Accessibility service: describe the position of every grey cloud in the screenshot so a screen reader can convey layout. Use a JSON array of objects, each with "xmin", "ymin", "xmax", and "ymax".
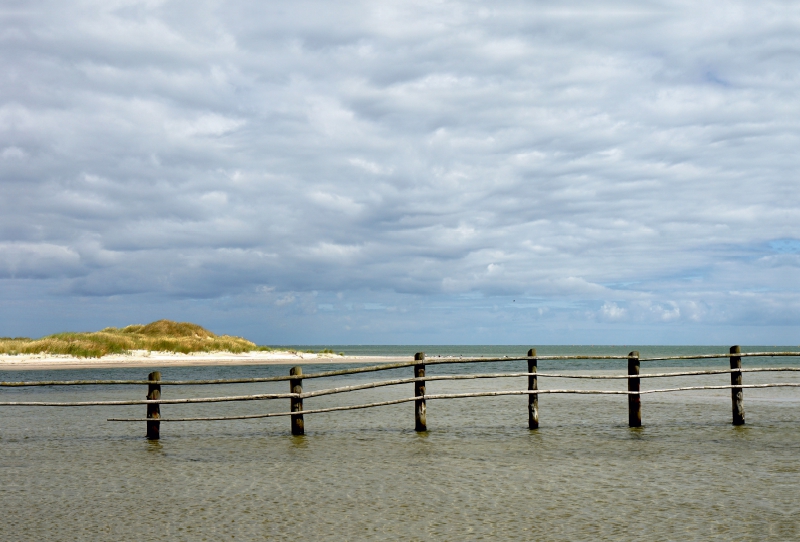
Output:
[
  {"xmin": 1, "ymin": 0, "xmax": 799, "ymax": 342},
  {"xmin": 0, "ymin": 243, "xmax": 84, "ymax": 279}
]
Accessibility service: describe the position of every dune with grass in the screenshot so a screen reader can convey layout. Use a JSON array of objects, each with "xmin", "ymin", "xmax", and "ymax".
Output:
[
  {"xmin": 0, "ymin": 319, "xmax": 264, "ymax": 358},
  {"xmin": 0, "ymin": 320, "xmax": 398, "ymax": 369}
]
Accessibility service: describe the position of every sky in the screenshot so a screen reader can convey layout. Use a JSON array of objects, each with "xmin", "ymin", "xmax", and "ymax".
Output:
[{"xmin": 1, "ymin": 0, "xmax": 799, "ymax": 345}]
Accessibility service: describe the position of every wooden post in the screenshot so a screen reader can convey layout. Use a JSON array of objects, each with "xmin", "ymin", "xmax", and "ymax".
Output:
[
  {"xmin": 414, "ymin": 352, "xmax": 426, "ymax": 431},
  {"xmin": 730, "ymin": 345, "xmax": 745, "ymax": 425},
  {"xmin": 290, "ymin": 366, "xmax": 304, "ymax": 435},
  {"xmin": 628, "ymin": 351, "xmax": 641, "ymax": 427},
  {"xmin": 527, "ymin": 348, "xmax": 538, "ymax": 429},
  {"xmin": 146, "ymin": 371, "xmax": 161, "ymax": 440}
]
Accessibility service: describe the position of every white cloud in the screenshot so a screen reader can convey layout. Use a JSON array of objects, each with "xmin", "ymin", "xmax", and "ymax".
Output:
[
  {"xmin": 165, "ymin": 114, "xmax": 245, "ymax": 138},
  {"xmin": 348, "ymin": 157, "xmax": 392, "ymax": 175},
  {"xmin": 600, "ymin": 302, "xmax": 627, "ymax": 321}
]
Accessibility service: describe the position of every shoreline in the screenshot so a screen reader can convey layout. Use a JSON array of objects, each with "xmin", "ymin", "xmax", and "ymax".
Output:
[{"xmin": 0, "ymin": 351, "xmax": 408, "ymax": 371}]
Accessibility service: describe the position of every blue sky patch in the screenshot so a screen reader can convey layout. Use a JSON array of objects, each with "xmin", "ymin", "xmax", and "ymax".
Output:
[{"xmin": 768, "ymin": 240, "xmax": 800, "ymax": 254}]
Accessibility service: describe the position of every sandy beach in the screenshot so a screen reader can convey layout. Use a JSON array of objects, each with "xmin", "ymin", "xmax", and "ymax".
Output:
[{"xmin": 0, "ymin": 350, "xmax": 408, "ymax": 370}]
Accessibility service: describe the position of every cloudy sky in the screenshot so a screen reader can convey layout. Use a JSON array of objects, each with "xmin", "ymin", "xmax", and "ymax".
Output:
[{"xmin": 2, "ymin": 0, "xmax": 799, "ymax": 345}]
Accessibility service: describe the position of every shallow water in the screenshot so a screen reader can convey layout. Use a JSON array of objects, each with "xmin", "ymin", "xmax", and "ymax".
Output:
[{"xmin": 2, "ymin": 347, "xmax": 799, "ymax": 540}]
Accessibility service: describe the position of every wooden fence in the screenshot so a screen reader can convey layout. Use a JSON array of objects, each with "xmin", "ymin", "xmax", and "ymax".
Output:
[{"xmin": 2, "ymin": 346, "xmax": 800, "ymax": 439}]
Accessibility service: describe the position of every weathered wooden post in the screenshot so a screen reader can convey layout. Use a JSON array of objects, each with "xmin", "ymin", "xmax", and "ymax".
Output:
[
  {"xmin": 527, "ymin": 348, "xmax": 538, "ymax": 429},
  {"xmin": 146, "ymin": 371, "xmax": 161, "ymax": 440},
  {"xmin": 730, "ymin": 345, "xmax": 745, "ymax": 425},
  {"xmin": 628, "ymin": 351, "xmax": 641, "ymax": 427},
  {"xmin": 414, "ymin": 352, "xmax": 426, "ymax": 431},
  {"xmin": 290, "ymin": 366, "xmax": 304, "ymax": 435}
]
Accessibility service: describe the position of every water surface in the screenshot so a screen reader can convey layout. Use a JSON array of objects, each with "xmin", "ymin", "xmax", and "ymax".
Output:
[{"xmin": 1, "ymin": 346, "xmax": 799, "ymax": 540}]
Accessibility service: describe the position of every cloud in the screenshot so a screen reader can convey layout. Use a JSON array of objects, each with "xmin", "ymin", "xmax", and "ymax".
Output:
[
  {"xmin": 599, "ymin": 302, "xmax": 627, "ymax": 321},
  {"xmin": 164, "ymin": 113, "xmax": 245, "ymax": 139},
  {"xmin": 1, "ymin": 0, "xmax": 799, "ymax": 343},
  {"xmin": 0, "ymin": 243, "xmax": 84, "ymax": 279}
]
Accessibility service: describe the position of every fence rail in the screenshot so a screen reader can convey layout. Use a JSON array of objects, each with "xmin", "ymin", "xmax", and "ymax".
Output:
[
  {"xmin": 3, "ymin": 351, "xmax": 799, "ymax": 388},
  {"xmin": 2, "ymin": 346, "xmax": 799, "ymax": 438}
]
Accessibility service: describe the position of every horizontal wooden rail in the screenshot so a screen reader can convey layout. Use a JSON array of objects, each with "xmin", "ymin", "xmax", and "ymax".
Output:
[
  {"xmin": 643, "ymin": 352, "xmax": 800, "ymax": 361},
  {"xmin": 295, "ymin": 368, "xmax": 800, "ymax": 400},
  {"xmin": 107, "ymin": 383, "xmax": 800, "ymax": 422},
  {"xmin": 12, "ymin": 379, "xmax": 792, "ymax": 409},
  {"xmin": 521, "ymin": 367, "xmax": 800, "ymax": 379},
  {"xmin": 0, "ymin": 392, "xmax": 294, "ymax": 407},
  {"xmin": 0, "ymin": 378, "xmax": 289, "ymax": 387},
  {"xmin": 0, "ymin": 360, "xmax": 461, "ymax": 387},
  {"xmin": 6, "ymin": 367, "xmax": 800, "ymax": 406},
  {"xmin": 4, "ymin": 354, "xmax": 799, "ymax": 387},
  {"xmin": 1, "ymin": 357, "xmax": 540, "ymax": 387}
]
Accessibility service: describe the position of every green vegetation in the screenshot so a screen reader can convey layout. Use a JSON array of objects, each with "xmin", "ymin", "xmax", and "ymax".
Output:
[{"xmin": 0, "ymin": 320, "xmax": 260, "ymax": 358}]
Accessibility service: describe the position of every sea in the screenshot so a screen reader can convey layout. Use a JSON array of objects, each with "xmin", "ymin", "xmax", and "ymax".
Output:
[{"xmin": 1, "ymin": 345, "xmax": 799, "ymax": 540}]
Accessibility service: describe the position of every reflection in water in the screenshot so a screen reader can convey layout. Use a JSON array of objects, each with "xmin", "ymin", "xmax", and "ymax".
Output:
[
  {"xmin": 289, "ymin": 434, "xmax": 309, "ymax": 450},
  {"xmin": 626, "ymin": 426, "xmax": 646, "ymax": 440},
  {"xmin": 146, "ymin": 439, "xmax": 164, "ymax": 454},
  {"xmin": 1, "ymin": 354, "xmax": 799, "ymax": 540}
]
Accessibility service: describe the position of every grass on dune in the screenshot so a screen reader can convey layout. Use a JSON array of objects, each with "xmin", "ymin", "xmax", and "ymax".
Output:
[{"xmin": 0, "ymin": 319, "xmax": 271, "ymax": 358}]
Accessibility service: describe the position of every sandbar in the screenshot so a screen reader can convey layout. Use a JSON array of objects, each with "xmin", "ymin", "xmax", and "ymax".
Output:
[{"xmin": 0, "ymin": 350, "xmax": 408, "ymax": 371}]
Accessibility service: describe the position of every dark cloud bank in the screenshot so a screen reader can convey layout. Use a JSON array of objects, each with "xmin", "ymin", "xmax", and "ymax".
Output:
[{"xmin": 2, "ymin": 1, "xmax": 799, "ymax": 344}]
